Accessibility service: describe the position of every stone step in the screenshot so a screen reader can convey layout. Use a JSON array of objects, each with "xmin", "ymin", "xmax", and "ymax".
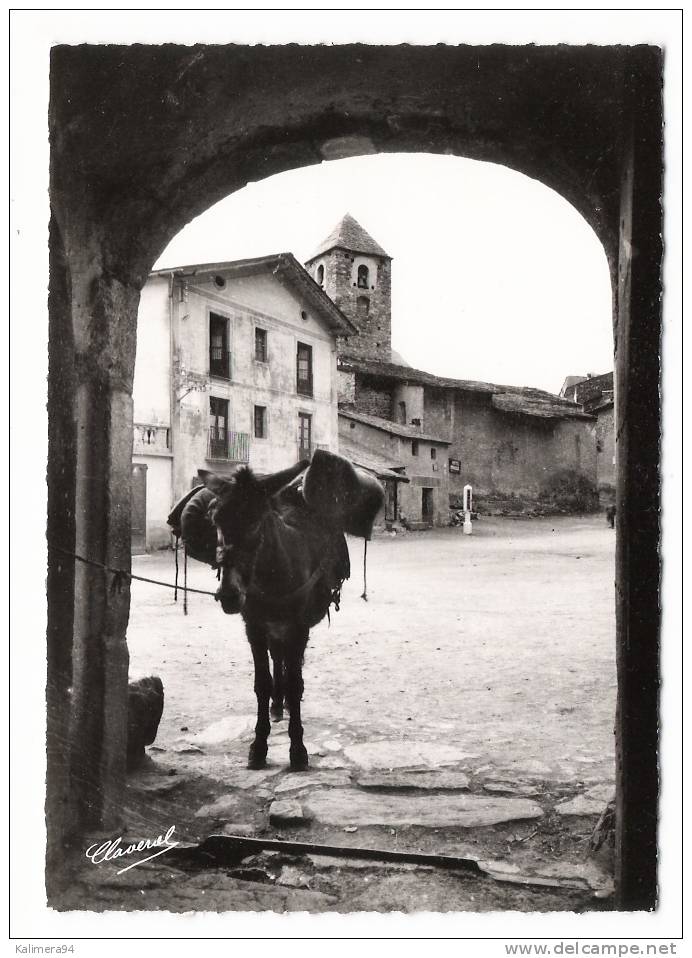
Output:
[{"xmin": 301, "ymin": 788, "xmax": 544, "ymax": 828}]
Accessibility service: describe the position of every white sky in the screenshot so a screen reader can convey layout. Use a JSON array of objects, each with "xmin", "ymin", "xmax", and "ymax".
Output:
[{"xmin": 154, "ymin": 153, "xmax": 613, "ymax": 396}]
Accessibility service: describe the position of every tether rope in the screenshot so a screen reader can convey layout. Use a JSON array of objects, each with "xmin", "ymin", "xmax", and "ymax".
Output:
[
  {"xmin": 50, "ymin": 543, "xmax": 353, "ymax": 608},
  {"xmin": 51, "ymin": 544, "xmax": 232, "ymax": 599}
]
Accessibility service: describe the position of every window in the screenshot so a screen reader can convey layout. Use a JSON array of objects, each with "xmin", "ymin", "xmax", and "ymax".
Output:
[
  {"xmin": 430, "ymin": 447, "xmax": 437, "ymax": 460},
  {"xmin": 411, "ymin": 440, "xmax": 419, "ymax": 456},
  {"xmin": 296, "ymin": 342, "xmax": 313, "ymax": 396},
  {"xmin": 357, "ymin": 264, "xmax": 370, "ymax": 289},
  {"xmin": 398, "ymin": 401, "xmax": 407, "ymax": 425},
  {"xmin": 254, "ymin": 405, "xmax": 266, "ymax": 439},
  {"xmin": 255, "ymin": 327, "xmax": 268, "ymax": 363},
  {"xmin": 357, "ymin": 295, "xmax": 370, "ymax": 318},
  {"xmin": 208, "ymin": 397, "xmax": 229, "ymax": 458},
  {"xmin": 316, "ymin": 264, "xmax": 324, "ymax": 285},
  {"xmin": 298, "ymin": 412, "xmax": 312, "ymax": 458},
  {"xmin": 209, "ymin": 313, "xmax": 231, "ymax": 378}
]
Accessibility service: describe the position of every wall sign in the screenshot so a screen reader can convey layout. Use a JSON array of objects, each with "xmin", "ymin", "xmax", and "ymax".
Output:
[{"xmin": 449, "ymin": 458, "xmax": 461, "ymax": 474}]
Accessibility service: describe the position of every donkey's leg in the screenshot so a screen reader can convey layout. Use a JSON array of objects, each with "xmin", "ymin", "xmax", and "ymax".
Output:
[
  {"xmin": 269, "ymin": 643, "xmax": 284, "ymax": 722},
  {"xmin": 285, "ymin": 629, "xmax": 310, "ymax": 771},
  {"xmin": 247, "ymin": 629, "xmax": 272, "ymax": 770}
]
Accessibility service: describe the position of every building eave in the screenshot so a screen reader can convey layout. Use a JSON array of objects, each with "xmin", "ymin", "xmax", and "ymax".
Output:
[
  {"xmin": 340, "ymin": 409, "xmax": 452, "ymax": 444},
  {"xmin": 340, "ymin": 356, "xmax": 590, "ymax": 422},
  {"xmin": 150, "ymin": 253, "xmax": 356, "ymax": 337}
]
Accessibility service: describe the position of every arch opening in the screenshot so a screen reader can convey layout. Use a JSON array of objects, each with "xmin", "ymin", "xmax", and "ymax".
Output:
[{"xmin": 46, "ymin": 43, "xmax": 663, "ymax": 910}]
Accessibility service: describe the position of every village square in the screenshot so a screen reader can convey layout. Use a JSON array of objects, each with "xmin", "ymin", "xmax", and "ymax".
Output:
[{"xmin": 60, "ymin": 212, "xmax": 619, "ymax": 914}]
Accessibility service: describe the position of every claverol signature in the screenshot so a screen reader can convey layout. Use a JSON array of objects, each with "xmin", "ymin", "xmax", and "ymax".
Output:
[{"xmin": 85, "ymin": 824, "xmax": 179, "ymax": 875}]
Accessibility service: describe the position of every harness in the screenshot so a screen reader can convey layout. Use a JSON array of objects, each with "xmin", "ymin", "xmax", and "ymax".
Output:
[{"xmin": 215, "ymin": 518, "xmax": 344, "ymax": 616}]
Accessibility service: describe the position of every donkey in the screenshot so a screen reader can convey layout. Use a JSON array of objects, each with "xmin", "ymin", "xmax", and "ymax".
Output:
[{"xmin": 173, "ymin": 451, "xmax": 383, "ymax": 772}]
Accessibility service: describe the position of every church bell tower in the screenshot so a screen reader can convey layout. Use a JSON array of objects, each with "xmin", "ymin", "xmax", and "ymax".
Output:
[{"xmin": 305, "ymin": 213, "xmax": 392, "ymax": 363}]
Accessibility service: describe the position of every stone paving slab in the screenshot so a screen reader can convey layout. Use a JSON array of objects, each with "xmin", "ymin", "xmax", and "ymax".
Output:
[
  {"xmin": 480, "ymin": 859, "xmax": 612, "ymax": 895},
  {"xmin": 269, "ymin": 799, "xmax": 309, "ymax": 826},
  {"xmin": 189, "ymin": 714, "xmax": 255, "ymax": 747},
  {"xmin": 274, "ymin": 771, "xmax": 352, "ymax": 795},
  {"xmin": 219, "ymin": 766, "xmax": 282, "ymax": 790},
  {"xmin": 482, "ymin": 781, "xmax": 540, "ymax": 797},
  {"xmin": 356, "ymin": 770, "xmax": 470, "ymax": 791},
  {"xmin": 266, "ymin": 741, "xmax": 324, "ymax": 765},
  {"xmin": 312, "ymin": 754, "xmax": 351, "ymax": 769},
  {"xmin": 555, "ymin": 784, "xmax": 614, "ymax": 816},
  {"xmin": 343, "ymin": 741, "xmax": 478, "ymax": 771},
  {"xmin": 301, "ymin": 788, "xmax": 544, "ymax": 828}
]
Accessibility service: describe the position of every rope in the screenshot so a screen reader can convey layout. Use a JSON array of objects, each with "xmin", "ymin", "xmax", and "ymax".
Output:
[
  {"xmin": 360, "ymin": 538, "xmax": 368, "ymax": 601},
  {"xmin": 51, "ymin": 545, "xmax": 232, "ymax": 599},
  {"xmin": 51, "ymin": 544, "xmax": 346, "ymax": 612}
]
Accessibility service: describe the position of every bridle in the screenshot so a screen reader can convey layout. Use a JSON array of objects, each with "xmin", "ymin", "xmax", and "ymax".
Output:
[{"xmin": 214, "ymin": 515, "xmax": 341, "ymax": 613}]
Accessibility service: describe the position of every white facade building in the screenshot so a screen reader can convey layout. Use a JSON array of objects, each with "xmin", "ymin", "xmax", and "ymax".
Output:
[{"xmin": 132, "ymin": 254, "xmax": 355, "ymax": 551}]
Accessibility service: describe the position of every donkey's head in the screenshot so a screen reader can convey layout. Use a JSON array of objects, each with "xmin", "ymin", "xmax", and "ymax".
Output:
[{"xmin": 206, "ymin": 460, "xmax": 309, "ymax": 550}]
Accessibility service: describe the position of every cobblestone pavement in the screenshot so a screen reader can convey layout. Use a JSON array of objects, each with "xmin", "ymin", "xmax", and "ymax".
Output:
[{"xmin": 63, "ymin": 516, "xmax": 617, "ymax": 914}]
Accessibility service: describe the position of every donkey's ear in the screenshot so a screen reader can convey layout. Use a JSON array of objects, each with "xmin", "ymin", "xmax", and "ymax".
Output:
[
  {"xmin": 258, "ymin": 460, "xmax": 309, "ymax": 498},
  {"xmin": 203, "ymin": 472, "xmax": 233, "ymax": 496}
]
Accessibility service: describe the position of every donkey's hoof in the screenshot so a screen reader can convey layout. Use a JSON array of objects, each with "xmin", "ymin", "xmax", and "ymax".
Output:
[
  {"xmin": 289, "ymin": 745, "xmax": 309, "ymax": 772},
  {"xmin": 247, "ymin": 743, "xmax": 267, "ymax": 769},
  {"xmin": 270, "ymin": 705, "xmax": 284, "ymax": 722}
]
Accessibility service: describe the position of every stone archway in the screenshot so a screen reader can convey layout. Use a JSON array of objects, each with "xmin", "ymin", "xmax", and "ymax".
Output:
[{"xmin": 47, "ymin": 43, "xmax": 662, "ymax": 909}]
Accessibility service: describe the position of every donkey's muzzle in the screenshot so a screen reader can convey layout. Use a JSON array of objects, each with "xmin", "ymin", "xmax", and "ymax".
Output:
[{"xmin": 215, "ymin": 581, "xmax": 243, "ymax": 615}]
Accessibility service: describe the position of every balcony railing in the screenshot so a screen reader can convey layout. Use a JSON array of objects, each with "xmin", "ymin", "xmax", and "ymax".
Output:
[
  {"xmin": 207, "ymin": 429, "xmax": 250, "ymax": 462},
  {"xmin": 209, "ymin": 348, "xmax": 232, "ymax": 379},
  {"xmin": 133, "ymin": 423, "xmax": 171, "ymax": 456}
]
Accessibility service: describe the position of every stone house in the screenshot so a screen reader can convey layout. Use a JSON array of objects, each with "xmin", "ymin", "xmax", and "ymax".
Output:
[
  {"xmin": 306, "ymin": 214, "xmax": 599, "ymax": 520},
  {"xmin": 132, "ymin": 253, "xmax": 355, "ymax": 550},
  {"xmin": 338, "ymin": 356, "xmax": 597, "ymax": 515},
  {"xmin": 339, "ymin": 409, "xmax": 450, "ymax": 527},
  {"xmin": 562, "ymin": 372, "xmax": 616, "ymax": 503}
]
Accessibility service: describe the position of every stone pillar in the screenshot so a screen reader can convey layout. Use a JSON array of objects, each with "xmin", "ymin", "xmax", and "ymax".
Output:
[
  {"xmin": 46, "ymin": 219, "xmax": 140, "ymax": 893},
  {"xmin": 614, "ymin": 47, "xmax": 662, "ymax": 911},
  {"xmin": 46, "ymin": 216, "xmax": 76, "ymax": 893}
]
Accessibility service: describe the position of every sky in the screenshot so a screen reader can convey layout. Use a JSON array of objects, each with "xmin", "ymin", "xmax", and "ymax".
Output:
[{"xmin": 154, "ymin": 153, "xmax": 614, "ymax": 396}]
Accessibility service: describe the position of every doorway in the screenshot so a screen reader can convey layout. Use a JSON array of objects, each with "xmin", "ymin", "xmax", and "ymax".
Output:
[
  {"xmin": 384, "ymin": 479, "xmax": 398, "ymax": 523},
  {"xmin": 422, "ymin": 487, "xmax": 434, "ymax": 525}
]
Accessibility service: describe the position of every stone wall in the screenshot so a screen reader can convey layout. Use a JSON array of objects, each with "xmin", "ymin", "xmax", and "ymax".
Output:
[
  {"xmin": 338, "ymin": 415, "xmax": 449, "ymax": 526},
  {"xmin": 392, "ymin": 382, "xmax": 426, "ymax": 426},
  {"xmin": 594, "ymin": 405, "xmax": 616, "ymax": 502},
  {"xmin": 346, "ymin": 375, "xmax": 598, "ymax": 514},
  {"xmin": 353, "ymin": 376, "xmax": 394, "ymax": 420},
  {"xmin": 309, "ymin": 249, "xmax": 392, "ymax": 362},
  {"xmin": 423, "ymin": 386, "xmax": 455, "ymax": 438},
  {"xmin": 445, "ymin": 391, "xmax": 597, "ymax": 512}
]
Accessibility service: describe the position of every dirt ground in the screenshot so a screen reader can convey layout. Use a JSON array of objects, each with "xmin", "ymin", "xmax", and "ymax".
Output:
[{"xmin": 61, "ymin": 515, "xmax": 617, "ymax": 915}]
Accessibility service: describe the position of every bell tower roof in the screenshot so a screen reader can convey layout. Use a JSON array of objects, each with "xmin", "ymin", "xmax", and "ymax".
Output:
[{"xmin": 307, "ymin": 213, "xmax": 391, "ymax": 261}]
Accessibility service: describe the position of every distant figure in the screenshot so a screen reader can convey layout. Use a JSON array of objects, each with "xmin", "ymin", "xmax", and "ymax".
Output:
[{"xmin": 606, "ymin": 505, "xmax": 616, "ymax": 529}]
